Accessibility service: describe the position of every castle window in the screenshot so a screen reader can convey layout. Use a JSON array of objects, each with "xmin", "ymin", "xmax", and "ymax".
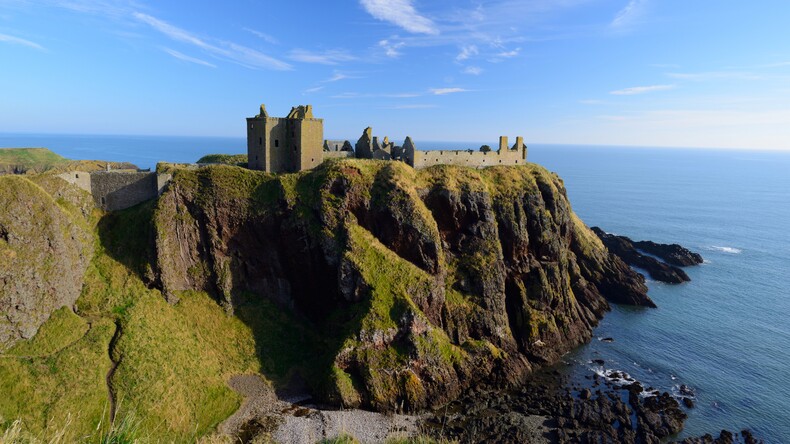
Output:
[
  {"xmin": 259, "ymin": 137, "xmax": 262, "ymax": 145},
  {"xmin": 256, "ymin": 155, "xmax": 258, "ymax": 161},
  {"xmin": 275, "ymin": 140, "xmax": 279, "ymax": 147},
  {"xmin": 101, "ymin": 197, "xmax": 106, "ymax": 205},
  {"xmin": 75, "ymin": 174, "xmax": 79, "ymax": 179},
  {"xmin": 250, "ymin": 124, "xmax": 253, "ymax": 129}
]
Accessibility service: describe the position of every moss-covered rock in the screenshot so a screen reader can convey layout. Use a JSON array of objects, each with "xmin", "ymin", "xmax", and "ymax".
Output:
[{"xmin": 0, "ymin": 176, "xmax": 93, "ymax": 350}]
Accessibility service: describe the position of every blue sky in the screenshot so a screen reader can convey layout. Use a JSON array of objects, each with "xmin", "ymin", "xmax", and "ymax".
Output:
[{"xmin": 1, "ymin": 0, "xmax": 790, "ymax": 149}]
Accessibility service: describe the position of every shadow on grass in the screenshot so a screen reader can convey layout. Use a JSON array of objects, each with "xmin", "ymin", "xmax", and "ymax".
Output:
[{"xmin": 96, "ymin": 199, "xmax": 158, "ymax": 286}]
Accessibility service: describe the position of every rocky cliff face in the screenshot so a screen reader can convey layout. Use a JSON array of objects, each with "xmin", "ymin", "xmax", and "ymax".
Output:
[
  {"xmin": 152, "ymin": 160, "xmax": 653, "ymax": 412},
  {"xmin": 0, "ymin": 176, "xmax": 93, "ymax": 350}
]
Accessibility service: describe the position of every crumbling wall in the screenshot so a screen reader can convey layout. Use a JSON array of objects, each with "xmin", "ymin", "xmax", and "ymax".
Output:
[{"xmin": 410, "ymin": 146, "xmax": 526, "ymax": 169}]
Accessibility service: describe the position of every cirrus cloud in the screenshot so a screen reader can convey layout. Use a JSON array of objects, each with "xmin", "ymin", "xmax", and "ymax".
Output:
[{"xmin": 360, "ymin": 0, "xmax": 438, "ymax": 35}]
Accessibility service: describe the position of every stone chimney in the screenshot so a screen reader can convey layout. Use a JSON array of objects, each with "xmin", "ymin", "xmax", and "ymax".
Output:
[{"xmin": 499, "ymin": 136, "xmax": 508, "ymax": 152}]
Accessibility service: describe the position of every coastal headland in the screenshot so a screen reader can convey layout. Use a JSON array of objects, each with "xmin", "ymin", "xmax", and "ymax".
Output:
[{"xmin": 0, "ymin": 147, "xmax": 757, "ymax": 443}]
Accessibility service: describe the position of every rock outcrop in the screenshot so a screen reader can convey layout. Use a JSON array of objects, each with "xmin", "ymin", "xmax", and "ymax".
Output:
[
  {"xmin": 152, "ymin": 160, "xmax": 654, "ymax": 412},
  {"xmin": 592, "ymin": 227, "xmax": 694, "ymax": 284},
  {"xmin": 0, "ymin": 176, "xmax": 93, "ymax": 350},
  {"xmin": 633, "ymin": 239, "xmax": 704, "ymax": 267}
]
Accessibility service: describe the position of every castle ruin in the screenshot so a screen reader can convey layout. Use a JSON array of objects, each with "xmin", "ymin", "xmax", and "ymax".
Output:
[{"xmin": 246, "ymin": 104, "xmax": 527, "ymax": 173}]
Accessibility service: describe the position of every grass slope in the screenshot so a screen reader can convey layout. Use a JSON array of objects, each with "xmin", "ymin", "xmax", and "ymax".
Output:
[
  {"xmin": 196, "ymin": 154, "xmax": 247, "ymax": 166},
  {"xmin": 0, "ymin": 148, "xmax": 68, "ymax": 174}
]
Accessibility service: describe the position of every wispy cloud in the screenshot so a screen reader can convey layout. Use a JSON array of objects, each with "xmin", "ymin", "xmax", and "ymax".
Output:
[
  {"xmin": 378, "ymin": 39, "xmax": 405, "ymax": 58},
  {"xmin": 610, "ymin": 84, "xmax": 674, "ymax": 95},
  {"xmin": 243, "ymin": 27, "xmax": 278, "ymax": 45},
  {"xmin": 288, "ymin": 49, "xmax": 356, "ymax": 65},
  {"xmin": 430, "ymin": 87, "xmax": 469, "ymax": 95},
  {"xmin": 0, "ymin": 32, "xmax": 45, "ymax": 50},
  {"xmin": 456, "ymin": 45, "xmax": 478, "ymax": 61},
  {"xmin": 161, "ymin": 47, "xmax": 215, "ymax": 67},
  {"xmin": 611, "ymin": 0, "xmax": 648, "ymax": 30},
  {"xmin": 463, "ymin": 66, "xmax": 483, "ymax": 75},
  {"xmin": 359, "ymin": 0, "xmax": 438, "ymax": 35},
  {"xmin": 303, "ymin": 86, "xmax": 324, "ymax": 94},
  {"xmin": 322, "ymin": 72, "xmax": 357, "ymax": 83},
  {"xmin": 132, "ymin": 12, "xmax": 291, "ymax": 70},
  {"xmin": 580, "ymin": 99, "xmax": 607, "ymax": 105},
  {"xmin": 496, "ymin": 48, "xmax": 520, "ymax": 58}
]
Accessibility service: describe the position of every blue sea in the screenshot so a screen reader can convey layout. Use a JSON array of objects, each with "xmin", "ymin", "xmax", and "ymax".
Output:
[{"xmin": 2, "ymin": 134, "xmax": 789, "ymax": 442}]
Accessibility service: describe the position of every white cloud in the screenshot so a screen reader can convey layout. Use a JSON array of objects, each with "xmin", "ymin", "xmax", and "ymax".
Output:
[
  {"xmin": 0, "ymin": 32, "xmax": 45, "ymax": 50},
  {"xmin": 323, "ymin": 72, "xmax": 350, "ymax": 83},
  {"xmin": 610, "ymin": 84, "xmax": 675, "ymax": 95},
  {"xmin": 243, "ymin": 27, "xmax": 279, "ymax": 45},
  {"xmin": 133, "ymin": 12, "xmax": 291, "ymax": 70},
  {"xmin": 456, "ymin": 45, "xmax": 478, "ymax": 61},
  {"xmin": 360, "ymin": 0, "xmax": 438, "ymax": 35},
  {"xmin": 611, "ymin": 0, "xmax": 648, "ymax": 29},
  {"xmin": 303, "ymin": 86, "xmax": 324, "ymax": 94},
  {"xmin": 378, "ymin": 39, "xmax": 405, "ymax": 58},
  {"xmin": 463, "ymin": 66, "xmax": 483, "ymax": 75},
  {"xmin": 496, "ymin": 48, "xmax": 520, "ymax": 58},
  {"xmin": 430, "ymin": 87, "xmax": 469, "ymax": 95},
  {"xmin": 161, "ymin": 47, "xmax": 215, "ymax": 67},
  {"xmin": 288, "ymin": 49, "xmax": 356, "ymax": 65}
]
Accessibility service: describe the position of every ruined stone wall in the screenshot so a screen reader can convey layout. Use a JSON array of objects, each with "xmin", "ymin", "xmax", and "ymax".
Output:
[
  {"xmin": 295, "ymin": 118, "xmax": 324, "ymax": 171},
  {"xmin": 410, "ymin": 147, "xmax": 526, "ymax": 169},
  {"xmin": 90, "ymin": 171, "xmax": 158, "ymax": 211},
  {"xmin": 323, "ymin": 151, "xmax": 355, "ymax": 160},
  {"xmin": 56, "ymin": 171, "xmax": 92, "ymax": 193}
]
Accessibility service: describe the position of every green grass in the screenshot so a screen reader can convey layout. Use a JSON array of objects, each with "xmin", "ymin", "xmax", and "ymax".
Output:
[
  {"xmin": 112, "ymin": 290, "xmax": 260, "ymax": 441},
  {"xmin": 4, "ymin": 308, "xmax": 88, "ymax": 358},
  {"xmin": 0, "ymin": 148, "xmax": 68, "ymax": 174},
  {"xmin": 0, "ymin": 317, "xmax": 115, "ymax": 442},
  {"xmin": 196, "ymin": 154, "xmax": 248, "ymax": 166}
]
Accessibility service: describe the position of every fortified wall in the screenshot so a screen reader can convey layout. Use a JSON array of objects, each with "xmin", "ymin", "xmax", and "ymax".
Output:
[
  {"xmin": 405, "ymin": 136, "xmax": 526, "ymax": 169},
  {"xmin": 57, "ymin": 168, "xmax": 171, "ymax": 211},
  {"xmin": 247, "ymin": 103, "xmax": 529, "ymax": 173}
]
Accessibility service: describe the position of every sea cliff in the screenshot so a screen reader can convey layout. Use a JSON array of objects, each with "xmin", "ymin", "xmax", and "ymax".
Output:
[
  {"xmin": 0, "ymin": 158, "xmax": 656, "ymax": 441},
  {"xmin": 152, "ymin": 159, "xmax": 653, "ymax": 411}
]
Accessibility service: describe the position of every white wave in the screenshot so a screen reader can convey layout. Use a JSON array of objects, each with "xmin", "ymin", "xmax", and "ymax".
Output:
[{"xmin": 710, "ymin": 246, "xmax": 742, "ymax": 254}]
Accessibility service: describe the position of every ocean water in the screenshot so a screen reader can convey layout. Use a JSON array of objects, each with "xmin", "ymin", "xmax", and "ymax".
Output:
[
  {"xmin": 530, "ymin": 145, "xmax": 790, "ymax": 443},
  {"xmin": 2, "ymin": 134, "xmax": 789, "ymax": 441}
]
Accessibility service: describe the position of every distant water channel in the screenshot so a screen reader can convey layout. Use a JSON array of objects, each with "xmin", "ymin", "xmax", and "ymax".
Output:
[{"xmin": 3, "ymin": 133, "xmax": 789, "ymax": 442}]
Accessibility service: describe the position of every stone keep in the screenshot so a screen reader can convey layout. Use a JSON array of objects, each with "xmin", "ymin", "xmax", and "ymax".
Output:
[{"xmin": 247, "ymin": 104, "xmax": 324, "ymax": 173}]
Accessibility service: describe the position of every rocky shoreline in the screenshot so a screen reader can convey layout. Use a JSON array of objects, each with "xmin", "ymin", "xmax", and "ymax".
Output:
[{"xmin": 421, "ymin": 364, "xmax": 763, "ymax": 444}]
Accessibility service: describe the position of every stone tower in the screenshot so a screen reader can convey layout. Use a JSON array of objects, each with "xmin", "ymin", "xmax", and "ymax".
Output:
[{"xmin": 247, "ymin": 104, "xmax": 324, "ymax": 173}]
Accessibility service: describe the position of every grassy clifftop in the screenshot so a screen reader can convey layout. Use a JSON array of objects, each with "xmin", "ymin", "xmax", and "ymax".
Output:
[{"xmin": 0, "ymin": 148, "xmax": 68, "ymax": 174}]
